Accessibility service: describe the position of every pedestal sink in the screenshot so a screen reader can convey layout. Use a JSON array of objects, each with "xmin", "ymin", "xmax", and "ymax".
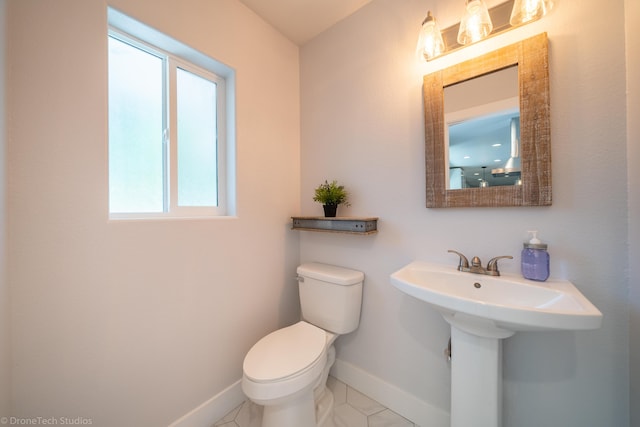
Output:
[{"xmin": 390, "ymin": 261, "xmax": 602, "ymax": 427}]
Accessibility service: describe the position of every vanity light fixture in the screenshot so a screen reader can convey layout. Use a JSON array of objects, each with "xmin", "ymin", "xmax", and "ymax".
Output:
[
  {"xmin": 418, "ymin": 0, "xmax": 551, "ymax": 61},
  {"xmin": 510, "ymin": 0, "xmax": 552, "ymax": 26},
  {"xmin": 417, "ymin": 11, "xmax": 445, "ymax": 60},
  {"xmin": 457, "ymin": 0, "xmax": 493, "ymax": 45}
]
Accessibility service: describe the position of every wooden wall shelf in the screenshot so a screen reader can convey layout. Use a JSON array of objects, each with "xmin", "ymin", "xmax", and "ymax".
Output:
[{"xmin": 291, "ymin": 216, "xmax": 378, "ymax": 235}]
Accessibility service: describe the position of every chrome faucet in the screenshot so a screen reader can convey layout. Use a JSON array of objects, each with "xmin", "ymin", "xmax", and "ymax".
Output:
[{"xmin": 448, "ymin": 250, "xmax": 512, "ymax": 276}]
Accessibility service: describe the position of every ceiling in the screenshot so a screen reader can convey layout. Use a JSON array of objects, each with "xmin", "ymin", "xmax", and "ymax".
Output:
[{"xmin": 238, "ymin": 0, "xmax": 373, "ymax": 45}]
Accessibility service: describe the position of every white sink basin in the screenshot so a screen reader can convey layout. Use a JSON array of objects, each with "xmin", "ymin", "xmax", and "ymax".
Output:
[
  {"xmin": 391, "ymin": 260, "xmax": 603, "ymax": 427},
  {"xmin": 391, "ymin": 261, "xmax": 602, "ymax": 333}
]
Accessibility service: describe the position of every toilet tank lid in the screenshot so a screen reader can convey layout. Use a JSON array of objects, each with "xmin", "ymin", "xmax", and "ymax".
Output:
[{"xmin": 297, "ymin": 262, "xmax": 364, "ymax": 286}]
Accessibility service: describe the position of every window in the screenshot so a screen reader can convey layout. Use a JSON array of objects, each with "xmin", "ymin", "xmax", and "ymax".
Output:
[{"xmin": 108, "ymin": 9, "xmax": 235, "ymax": 218}]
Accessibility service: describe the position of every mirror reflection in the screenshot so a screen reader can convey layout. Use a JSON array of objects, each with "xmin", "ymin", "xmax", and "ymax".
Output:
[{"xmin": 444, "ymin": 66, "xmax": 520, "ymax": 189}]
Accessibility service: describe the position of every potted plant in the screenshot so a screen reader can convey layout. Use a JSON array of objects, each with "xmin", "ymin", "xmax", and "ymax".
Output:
[{"xmin": 313, "ymin": 180, "xmax": 350, "ymax": 217}]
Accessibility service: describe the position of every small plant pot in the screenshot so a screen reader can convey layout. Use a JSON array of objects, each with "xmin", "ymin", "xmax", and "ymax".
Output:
[{"xmin": 323, "ymin": 205, "xmax": 338, "ymax": 217}]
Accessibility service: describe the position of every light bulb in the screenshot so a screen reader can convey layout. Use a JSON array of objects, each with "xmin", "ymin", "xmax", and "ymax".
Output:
[
  {"xmin": 457, "ymin": 0, "xmax": 493, "ymax": 45},
  {"xmin": 510, "ymin": 0, "xmax": 550, "ymax": 26},
  {"xmin": 417, "ymin": 11, "xmax": 445, "ymax": 60}
]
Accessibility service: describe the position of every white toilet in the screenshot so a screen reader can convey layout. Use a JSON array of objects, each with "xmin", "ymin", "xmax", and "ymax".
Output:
[{"xmin": 242, "ymin": 262, "xmax": 364, "ymax": 427}]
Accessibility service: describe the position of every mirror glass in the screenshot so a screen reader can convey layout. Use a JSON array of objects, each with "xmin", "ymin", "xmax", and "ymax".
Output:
[
  {"xmin": 423, "ymin": 33, "xmax": 551, "ymax": 208},
  {"xmin": 445, "ymin": 66, "xmax": 520, "ymax": 189}
]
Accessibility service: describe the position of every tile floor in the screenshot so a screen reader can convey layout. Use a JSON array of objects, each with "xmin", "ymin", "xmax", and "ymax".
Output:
[{"xmin": 213, "ymin": 376, "xmax": 420, "ymax": 427}]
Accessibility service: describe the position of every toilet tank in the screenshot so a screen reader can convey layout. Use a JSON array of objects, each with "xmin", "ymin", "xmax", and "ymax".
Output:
[{"xmin": 297, "ymin": 263, "xmax": 364, "ymax": 335}]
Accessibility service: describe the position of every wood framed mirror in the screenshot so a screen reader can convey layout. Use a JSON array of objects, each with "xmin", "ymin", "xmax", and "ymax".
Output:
[{"xmin": 424, "ymin": 33, "xmax": 551, "ymax": 208}]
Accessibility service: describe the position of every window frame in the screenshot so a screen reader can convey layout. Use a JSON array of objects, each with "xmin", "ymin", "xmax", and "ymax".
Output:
[
  {"xmin": 108, "ymin": 8, "xmax": 235, "ymax": 219},
  {"xmin": 169, "ymin": 57, "xmax": 227, "ymax": 217}
]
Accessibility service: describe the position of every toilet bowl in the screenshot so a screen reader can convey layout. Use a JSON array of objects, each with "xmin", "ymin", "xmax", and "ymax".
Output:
[
  {"xmin": 242, "ymin": 263, "xmax": 364, "ymax": 427},
  {"xmin": 242, "ymin": 321, "xmax": 337, "ymax": 427}
]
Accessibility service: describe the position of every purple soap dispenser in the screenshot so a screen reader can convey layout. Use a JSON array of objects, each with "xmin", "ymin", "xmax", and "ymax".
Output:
[{"xmin": 521, "ymin": 231, "xmax": 550, "ymax": 281}]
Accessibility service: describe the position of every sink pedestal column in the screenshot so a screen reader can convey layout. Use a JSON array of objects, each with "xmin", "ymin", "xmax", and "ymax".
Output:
[{"xmin": 445, "ymin": 314, "xmax": 515, "ymax": 427}]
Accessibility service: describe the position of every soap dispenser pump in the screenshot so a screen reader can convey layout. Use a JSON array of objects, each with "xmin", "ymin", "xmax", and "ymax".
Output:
[{"xmin": 521, "ymin": 231, "xmax": 550, "ymax": 281}]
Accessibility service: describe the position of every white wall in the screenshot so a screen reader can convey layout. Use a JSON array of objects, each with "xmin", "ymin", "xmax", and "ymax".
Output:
[
  {"xmin": 6, "ymin": 0, "xmax": 300, "ymax": 425},
  {"xmin": 300, "ymin": 0, "xmax": 630, "ymax": 425},
  {"xmin": 626, "ymin": 0, "xmax": 640, "ymax": 423},
  {"xmin": 0, "ymin": 0, "xmax": 9, "ymax": 420}
]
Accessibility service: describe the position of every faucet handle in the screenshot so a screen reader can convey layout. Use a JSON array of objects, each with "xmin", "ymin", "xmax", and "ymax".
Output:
[
  {"xmin": 448, "ymin": 250, "xmax": 470, "ymax": 271},
  {"xmin": 486, "ymin": 255, "xmax": 513, "ymax": 276}
]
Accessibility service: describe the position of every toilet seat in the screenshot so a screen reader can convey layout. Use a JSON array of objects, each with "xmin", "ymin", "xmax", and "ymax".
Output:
[{"xmin": 244, "ymin": 321, "xmax": 327, "ymax": 383}]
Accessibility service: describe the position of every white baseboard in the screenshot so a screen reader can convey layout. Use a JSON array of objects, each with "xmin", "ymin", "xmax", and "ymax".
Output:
[
  {"xmin": 168, "ymin": 379, "xmax": 245, "ymax": 427},
  {"xmin": 330, "ymin": 359, "xmax": 450, "ymax": 427},
  {"xmin": 168, "ymin": 360, "xmax": 449, "ymax": 427}
]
